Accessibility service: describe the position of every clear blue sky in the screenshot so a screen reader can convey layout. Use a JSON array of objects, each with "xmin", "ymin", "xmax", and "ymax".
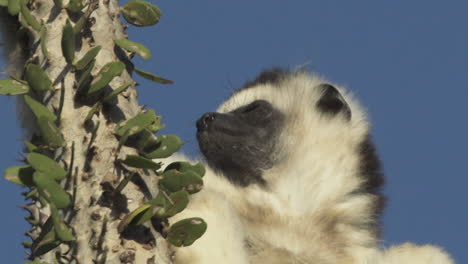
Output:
[{"xmin": 1, "ymin": 1, "xmax": 466, "ymax": 262}]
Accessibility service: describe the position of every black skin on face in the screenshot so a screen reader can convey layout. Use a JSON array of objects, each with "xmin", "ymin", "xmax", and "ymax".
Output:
[{"xmin": 196, "ymin": 100, "xmax": 284, "ymax": 187}]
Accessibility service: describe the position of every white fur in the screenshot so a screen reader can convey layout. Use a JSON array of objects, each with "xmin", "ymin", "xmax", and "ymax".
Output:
[
  {"xmin": 380, "ymin": 243, "xmax": 454, "ymax": 264},
  {"xmin": 165, "ymin": 72, "xmax": 453, "ymax": 264}
]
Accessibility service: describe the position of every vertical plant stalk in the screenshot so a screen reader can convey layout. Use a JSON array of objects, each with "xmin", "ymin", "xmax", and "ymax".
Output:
[{"xmin": 3, "ymin": 0, "xmax": 172, "ymax": 263}]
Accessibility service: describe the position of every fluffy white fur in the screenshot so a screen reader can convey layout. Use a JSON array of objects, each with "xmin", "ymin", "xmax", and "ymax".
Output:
[{"xmin": 165, "ymin": 72, "xmax": 453, "ymax": 264}]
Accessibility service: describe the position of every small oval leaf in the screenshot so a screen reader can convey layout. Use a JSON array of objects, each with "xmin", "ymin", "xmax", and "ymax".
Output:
[
  {"xmin": 24, "ymin": 95, "xmax": 57, "ymax": 122},
  {"xmin": 88, "ymin": 61, "xmax": 125, "ymax": 94},
  {"xmin": 53, "ymin": 0, "xmax": 63, "ymax": 8},
  {"xmin": 27, "ymin": 153, "xmax": 67, "ymax": 181},
  {"xmin": 134, "ymin": 68, "xmax": 173, "ymax": 84},
  {"xmin": 167, "ymin": 218, "xmax": 207, "ymax": 247},
  {"xmin": 37, "ymin": 117, "xmax": 65, "ymax": 148},
  {"xmin": 142, "ymin": 134, "xmax": 183, "ymax": 159},
  {"xmin": 50, "ymin": 204, "xmax": 75, "ymax": 241},
  {"xmin": 74, "ymin": 46, "xmax": 101, "ymax": 70},
  {"xmin": 103, "ymin": 82, "xmax": 133, "ymax": 102},
  {"xmin": 32, "ymin": 230, "xmax": 60, "ymax": 256},
  {"xmin": 40, "ymin": 26, "xmax": 50, "ymax": 61},
  {"xmin": 4, "ymin": 165, "xmax": 35, "ymax": 186},
  {"xmin": 0, "ymin": 79, "xmax": 29, "ymax": 95},
  {"xmin": 160, "ymin": 169, "xmax": 203, "ymax": 194},
  {"xmin": 164, "ymin": 161, "xmax": 206, "ymax": 178},
  {"xmin": 121, "ymin": 155, "xmax": 161, "ymax": 170},
  {"xmin": 67, "ymin": 0, "xmax": 84, "ymax": 12},
  {"xmin": 121, "ymin": 0, "xmax": 162, "ymax": 27},
  {"xmin": 20, "ymin": 0, "xmax": 42, "ymax": 31},
  {"xmin": 115, "ymin": 38, "xmax": 151, "ymax": 60},
  {"xmin": 161, "ymin": 190, "xmax": 190, "ymax": 218},
  {"xmin": 33, "ymin": 172, "xmax": 71, "ymax": 209},
  {"xmin": 25, "ymin": 64, "xmax": 53, "ymax": 92},
  {"xmin": 62, "ymin": 20, "xmax": 75, "ymax": 64},
  {"xmin": 77, "ymin": 59, "xmax": 95, "ymax": 93},
  {"xmin": 24, "ymin": 140, "xmax": 38, "ymax": 153},
  {"xmin": 8, "ymin": 0, "xmax": 20, "ymax": 15},
  {"xmin": 117, "ymin": 203, "xmax": 152, "ymax": 232},
  {"xmin": 115, "ymin": 109, "xmax": 157, "ymax": 137},
  {"xmin": 84, "ymin": 102, "xmax": 102, "ymax": 122}
]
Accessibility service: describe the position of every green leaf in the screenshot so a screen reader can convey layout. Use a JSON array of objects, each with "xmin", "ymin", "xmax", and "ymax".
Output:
[
  {"xmin": 118, "ymin": 189, "xmax": 190, "ymax": 232},
  {"xmin": 84, "ymin": 102, "xmax": 102, "ymax": 122},
  {"xmin": 27, "ymin": 153, "xmax": 67, "ymax": 181},
  {"xmin": 77, "ymin": 59, "xmax": 95, "ymax": 92},
  {"xmin": 121, "ymin": 155, "xmax": 161, "ymax": 170},
  {"xmin": 160, "ymin": 190, "xmax": 190, "ymax": 218},
  {"xmin": 8, "ymin": 0, "xmax": 20, "ymax": 15},
  {"xmin": 134, "ymin": 68, "xmax": 173, "ymax": 84},
  {"xmin": 73, "ymin": 2, "xmax": 94, "ymax": 34},
  {"xmin": 37, "ymin": 117, "xmax": 65, "ymax": 148},
  {"xmin": 0, "ymin": 0, "xmax": 7, "ymax": 7},
  {"xmin": 49, "ymin": 204, "xmax": 75, "ymax": 241},
  {"xmin": 40, "ymin": 26, "xmax": 50, "ymax": 61},
  {"xmin": 33, "ymin": 172, "xmax": 71, "ymax": 209},
  {"xmin": 53, "ymin": 0, "xmax": 63, "ymax": 8},
  {"xmin": 115, "ymin": 109, "xmax": 158, "ymax": 137},
  {"xmin": 147, "ymin": 120, "xmax": 165, "ymax": 133},
  {"xmin": 24, "ymin": 140, "xmax": 38, "ymax": 153},
  {"xmin": 121, "ymin": 0, "xmax": 162, "ymax": 27},
  {"xmin": 118, "ymin": 191, "xmax": 174, "ymax": 232},
  {"xmin": 0, "ymin": 79, "xmax": 29, "ymax": 95},
  {"xmin": 88, "ymin": 61, "xmax": 125, "ymax": 94},
  {"xmin": 25, "ymin": 189, "xmax": 38, "ymax": 199},
  {"xmin": 147, "ymin": 194, "xmax": 170, "ymax": 219},
  {"xmin": 62, "ymin": 20, "xmax": 75, "ymax": 64},
  {"xmin": 167, "ymin": 218, "xmax": 207, "ymax": 247},
  {"xmin": 4, "ymin": 165, "xmax": 35, "ymax": 186},
  {"xmin": 117, "ymin": 203, "xmax": 152, "ymax": 232},
  {"xmin": 67, "ymin": 0, "xmax": 84, "ymax": 12},
  {"xmin": 164, "ymin": 161, "xmax": 206, "ymax": 178},
  {"xmin": 20, "ymin": 0, "xmax": 42, "ymax": 31},
  {"xmin": 115, "ymin": 38, "xmax": 151, "ymax": 60},
  {"xmin": 30, "ymin": 218, "xmax": 53, "ymax": 255},
  {"xmin": 103, "ymin": 82, "xmax": 133, "ymax": 102},
  {"xmin": 24, "ymin": 95, "xmax": 57, "ymax": 122},
  {"xmin": 25, "ymin": 64, "xmax": 53, "ymax": 92},
  {"xmin": 74, "ymin": 46, "xmax": 101, "ymax": 70},
  {"xmin": 142, "ymin": 134, "xmax": 183, "ymax": 159},
  {"xmin": 160, "ymin": 169, "xmax": 203, "ymax": 194},
  {"xmin": 147, "ymin": 190, "xmax": 189, "ymax": 219},
  {"xmin": 22, "ymin": 240, "xmax": 33, "ymax": 248},
  {"xmin": 32, "ymin": 230, "xmax": 60, "ymax": 257}
]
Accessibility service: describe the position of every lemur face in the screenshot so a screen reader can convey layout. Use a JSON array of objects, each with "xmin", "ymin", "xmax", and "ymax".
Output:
[
  {"xmin": 196, "ymin": 69, "xmax": 358, "ymax": 187},
  {"xmin": 196, "ymin": 99, "xmax": 284, "ymax": 187}
]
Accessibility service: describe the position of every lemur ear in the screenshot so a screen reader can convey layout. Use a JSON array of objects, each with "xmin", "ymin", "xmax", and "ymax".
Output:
[{"xmin": 316, "ymin": 84, "xmax": 352, "ymax": 120}]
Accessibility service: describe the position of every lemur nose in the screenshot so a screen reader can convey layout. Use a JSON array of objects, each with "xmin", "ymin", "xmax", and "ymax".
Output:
[{"xmin": 196, "ymin": 112, "xmax": 217, "ymax": 131}]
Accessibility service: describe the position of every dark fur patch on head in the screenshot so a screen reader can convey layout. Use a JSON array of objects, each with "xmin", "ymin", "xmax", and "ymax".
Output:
[
  {"xmin": 358, "ymin": 135, "xmax": 386, "ymax": 236},
  {"xmin": 241, "ymin": 68, "xmax": 290, "ymax": 90},
  {"xmin": 316, "ymin": 84, "xmax": 352, "ymax": 120}
]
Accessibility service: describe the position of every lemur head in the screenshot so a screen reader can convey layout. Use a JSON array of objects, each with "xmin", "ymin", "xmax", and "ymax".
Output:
[{"xmin": 196, "ymin": 68, "xmax": 382, "ymax": 197}]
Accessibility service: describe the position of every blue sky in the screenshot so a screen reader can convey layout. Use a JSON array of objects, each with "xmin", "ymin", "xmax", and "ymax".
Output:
[{"xmin": 1, "ymin": 1, "xmax": 466, "ymax": 262}]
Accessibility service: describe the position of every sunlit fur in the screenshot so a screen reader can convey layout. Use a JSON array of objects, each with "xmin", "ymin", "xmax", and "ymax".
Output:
[{"xmin": 166, "ymin": 71, "xmax": 453, "ymax": 264}]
